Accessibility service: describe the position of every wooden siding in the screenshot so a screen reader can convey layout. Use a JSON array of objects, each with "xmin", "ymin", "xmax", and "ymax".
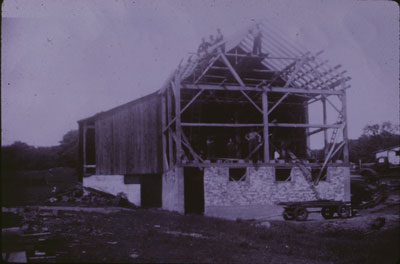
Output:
[{"xmin": 95, "ymin": 93, "xmax": 162, "ymax": 174}]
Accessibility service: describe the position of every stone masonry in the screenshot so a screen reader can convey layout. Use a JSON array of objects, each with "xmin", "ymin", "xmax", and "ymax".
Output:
[{"xmin": 204, "ymin": 166, "xmax": 349, "ymax": 207}]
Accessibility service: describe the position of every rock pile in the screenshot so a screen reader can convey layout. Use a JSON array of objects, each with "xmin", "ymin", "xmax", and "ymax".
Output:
[{"xmin": 46, "ymin": 183, "xmax": 136, "ymax": 208}]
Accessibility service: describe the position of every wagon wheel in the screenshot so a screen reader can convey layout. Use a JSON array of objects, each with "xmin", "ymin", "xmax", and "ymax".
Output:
[
  {"xmin": 337, "ymin": 205, "xmax": 351, "ymax": 218},
  {"xmin": 294, "ymin": 207, "xmax": 309, "ymax": 221},
  {"xmin": 321, "ymin": 207, "xmax": 335, "ymax": 219},
  {"xmin": 282, "ymin": 208, "xmax": 295, "ymax": 221}
]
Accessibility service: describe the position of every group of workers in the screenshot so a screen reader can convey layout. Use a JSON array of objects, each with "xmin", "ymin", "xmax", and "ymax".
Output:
[
  {"xmin": 197, "ymin": 28, "xmax": 224, "ymax": 56},
  {"xmin": 187, "ymin": 23, "xmax": 269, "ymax": 163},
  {"xmin": 200, "ymin": 129, "xmax": 298, "ymax": 163},
  {"xmin": 197, "ymin": 23, "xmax": 264, "ymax": 57},
  {"xmin": 204, "ymin": 129, "xmax": 263, "ymax": 162}
]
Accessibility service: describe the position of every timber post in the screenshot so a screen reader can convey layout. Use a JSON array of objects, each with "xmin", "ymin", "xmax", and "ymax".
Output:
[
  {"xmin": 262, "ymin": 92, "xmax": 270, "ymax": 162},
  {"xmin": 341, "ymin": 90, "xmax": 349, "ymax": 163},
  {"xmin": 322, "ymin": 97, "xmax": 328, "ymax": 157},
  {"xmin": 174, "ymin": 74, "xmax": 183, "ymax": 167}
]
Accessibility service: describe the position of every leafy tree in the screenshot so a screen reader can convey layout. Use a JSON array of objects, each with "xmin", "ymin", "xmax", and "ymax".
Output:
[
  {"xmin": 349, "ymin": 122, "xmax": 400, "ymax": 163},
  {"xmin": 1, "ymin": 130, "xmax": 79, "ymax": 172},
  {"xmin": 57, "ymin": 130, "xmax": 79, "ymax": 168}
]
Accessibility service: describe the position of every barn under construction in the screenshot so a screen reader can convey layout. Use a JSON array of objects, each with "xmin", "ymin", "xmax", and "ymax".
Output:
[{"xmin": 78, "ymin": 22, "xmax": 351, "ymax": 219}]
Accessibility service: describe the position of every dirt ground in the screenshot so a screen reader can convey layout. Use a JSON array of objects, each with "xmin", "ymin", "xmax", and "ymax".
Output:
[
  {"xmin": 2, "ymin": 204, "xmax": 399, "ymax": 264},
  {"xmin": 2, "ymin": 168, "xmax": 399, "ymax": 263}
]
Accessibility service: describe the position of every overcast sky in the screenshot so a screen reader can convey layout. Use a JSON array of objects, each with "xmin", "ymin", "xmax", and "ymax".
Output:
[{"xmin": 2, "ymin": 0, "xmax": 399, "ymax": 147}]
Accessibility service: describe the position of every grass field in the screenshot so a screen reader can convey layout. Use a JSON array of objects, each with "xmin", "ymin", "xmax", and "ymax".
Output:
[{"xmin": 1, "ymin": 168, "xmax": 78, "ymax": 206}]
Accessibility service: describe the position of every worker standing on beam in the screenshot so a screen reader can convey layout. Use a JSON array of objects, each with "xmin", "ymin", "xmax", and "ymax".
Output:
[
  {"xmin": 251, "ymin": 24, "xmax": 262, "ymax": 56},
  {"xmin": 245, "ymin": 129, "xmax": 262, "ymax": 163},
  {"xmin": 197, "ymin": 37, "xmax": 209, "ymax": 56},
  {"xmin": 209, "ymin": 35, "xmax": 215, "ymax": 46},
  {"xmin": 215, "ymin": 28, "xmax": 224, "ymax": 52}
]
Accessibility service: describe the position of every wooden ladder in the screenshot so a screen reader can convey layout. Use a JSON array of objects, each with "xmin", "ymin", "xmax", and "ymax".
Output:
[
  {"xmin": 288, "ymin": 151, "xmax": 321, "ymax": 200},
  {"xmin": 314, "ymin": 114, "xmax": 344, "ymax": 185}
]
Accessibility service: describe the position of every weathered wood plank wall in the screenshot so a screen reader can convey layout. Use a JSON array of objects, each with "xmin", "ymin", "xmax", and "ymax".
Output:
[{"xmin": 95, "ymin": 93, "xmax": 162, "ymax": 174}]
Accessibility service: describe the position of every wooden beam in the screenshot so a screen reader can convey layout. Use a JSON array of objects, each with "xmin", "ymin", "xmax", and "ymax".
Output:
[
  {"xmin": 311, "ymin": 67, "xmax": 344, "ymax": 89},
  {"xmin": 291, "ymin": 52, "xmax": 328, "ymax": 89},
  {"xmin": 224, "ymin": 53, "xmax": 298, "ymax": 60},
  {"xmin": 171, "ymin": 130, "xmax": 200, "ymax": 164},
  {"xmin": 83, "ymin": 124, "xmax": 87, "ymax": 173},
  {"xmin": 173, "ymin": 76, "xmax": 182, "ymax": 167},
  {"xmin": 322, "ymin": 98, "xmax": 328, "ymax": 156},
  {"xmin": 262, "ymin": 92, "xmax": 270, "ymax": 162},
  {"xmin": 304, "ymin": 103, "xmax": 310, "ymax": 153},
  {"xmin": 161, "ymin": 94, "xmax": 168, "ymax": 171},
  {"xmin": 315, "ymin": 142, "xmax": 345, "ymax": 185},
  {"xmin": 164, "ymin": 89, "xmax": 205, "ymax": 132},
  {"xmin": 306, "ymin": 127, "xmax": 326, "ymax": 137},
  {"xmin": 293, "ymin": 59, "xmax": 328, "ymax": 83},
  {"xmin": 204, "ymin": 74, "xmax": 226, "ymax": 79},
  {"xmin": 341, "ymin": 91, "xmax": 349, "ymax": 162},
  {"xmin": 324, "ymin": 95, "xmax": 342, "ymax": 114},
  {"xmin": 315, "ymin": 123, "xmax": 342, "ymax": 184},
  {"xmin": 219, "ymin": 52, "xmax": 263, "ymax": 114},
  {"xmin": 181, "ymin": 122, "xmax": 341, "ymax": 128},
  {"xmin": 268, "ymin": 123, "xmax": 342, "ymax": 128},
  {"xmin": 282, "ymin": 55, "xmax": 309, "ymax": 89},
  {"xmin": 267, "ymin": 93, "xmax": 289, "ymax": 115},
  {"xmin": 307, "ymin": 95, "xmax": 323, "ymax": 105},
  {"xmin": 252, "ymin": 69, "xmax": 277, "ymax": 73},
  {"xmin": 182, "ymin": 84, "xmax": 343, "ymax": 95},
  {"xmin": 245, "ymin": 142, "xmax": 263, "ymax": 161},
  {"xmin": 181, "ymin": 131, "xmax": 205, "ymax": 163},
  {"xmin": 194, "ymin": 55, "xmax": 221, "ymax": 84},
  {"xmin": 167, "ymin": 87, "xmax": 173, "ymax": 167},
  {"xmin": 243, "ymin": 78, "xmax": 272, "ymax": 82},
  {"xmin": 182, "ymin": 123, "xmax": 263, "ymax": 127}
]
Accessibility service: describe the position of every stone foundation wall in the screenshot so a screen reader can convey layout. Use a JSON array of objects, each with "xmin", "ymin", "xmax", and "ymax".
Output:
[
  {"xmin": 162, "ymin": 167, "xmax": 184, "ymax": 213},
  {"xmin": 83, "ymin": 175, "xmax": 141, "ymax": 206},
  {"xmin": 204, "ymin": 166, "xmax": 349, "ymax": 208}
]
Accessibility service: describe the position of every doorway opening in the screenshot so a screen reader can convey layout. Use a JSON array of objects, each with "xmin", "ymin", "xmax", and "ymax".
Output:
[
  {"xmin": 184, "ymin": 167, "xmax": 204, "ymax": 214},
  {"xmin": 140, "ymin": 174, "xmax": 162, "ymax": 208}
]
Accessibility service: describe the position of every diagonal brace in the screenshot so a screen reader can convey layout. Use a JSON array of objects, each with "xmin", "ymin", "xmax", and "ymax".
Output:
[
  {"xmin": 219, "ymin": 51, "xmax": 263, "ymax": 114},
  {"xmin": 268, "ymin": 93, "xmax": 289, "ymax": 115},
  {"xmin": 164, "ymin": 88, "xmax": 205, "ymax": 132}
]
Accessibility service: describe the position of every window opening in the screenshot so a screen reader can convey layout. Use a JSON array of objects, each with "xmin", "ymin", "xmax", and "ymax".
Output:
[
  {"xmin": 229, "ymin": 168, "xmax": 247, "ymax": 181},
  {"xmin": 275, "ymin": 168, "xmax": 292, "ymax": 182}
]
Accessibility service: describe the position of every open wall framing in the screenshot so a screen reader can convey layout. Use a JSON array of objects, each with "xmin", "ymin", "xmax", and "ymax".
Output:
[
  {"xmin": 78, "ymin": 21, "xmax": 352, "ymax": 213},
  {"xmin": 160, "ymin": 22, "xmax": 351, "ymax": 188}
]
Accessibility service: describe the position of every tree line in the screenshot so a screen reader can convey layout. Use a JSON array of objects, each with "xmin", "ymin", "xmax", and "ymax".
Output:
[
  {"xmin": 1, "ymin": 130, "xmax": 78, "ymax": 172},
  {"xmin": 1, "ymin": 122, "xmax": 399, "ymax": 172}
]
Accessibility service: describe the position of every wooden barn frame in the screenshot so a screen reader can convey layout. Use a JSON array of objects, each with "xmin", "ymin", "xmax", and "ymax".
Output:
[
  {"xmin": 158, "ymin": 22, "xmax": 350, "ymax": 186},
  {"xmin": 78, "ymin": 22, "xmax": 351, "ymax": 215}
]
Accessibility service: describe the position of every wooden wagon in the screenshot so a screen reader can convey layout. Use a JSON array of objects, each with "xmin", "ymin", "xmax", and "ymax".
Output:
[{"xmin": 278, "ymin": 200, "xmax": 353, "ymax": 221}]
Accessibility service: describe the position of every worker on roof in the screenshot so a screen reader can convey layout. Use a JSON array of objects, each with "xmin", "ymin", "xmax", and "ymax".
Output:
[
  {"xmin": 197, "ymin": 37, "xmax": 211, "ymax": 56},
  {"xmin": 215, "ymin": 28, "xmax": 225, "ymax": 52},
  {"xmin": 209, "ymin": 35, "xmax": 215, "ymax": 45},
  {"xmin": 250, "ymin": 24, "xmax": 262, "ymax": 56},
  {"xmin": 216, "ymin": 28, "xmax": 223, "ymax": 43}
]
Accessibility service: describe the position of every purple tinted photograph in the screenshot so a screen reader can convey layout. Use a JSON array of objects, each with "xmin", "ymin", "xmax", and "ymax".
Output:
[{"xmin": 2, "ymin": 0, "xmax": 399, "ymax": 263}]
